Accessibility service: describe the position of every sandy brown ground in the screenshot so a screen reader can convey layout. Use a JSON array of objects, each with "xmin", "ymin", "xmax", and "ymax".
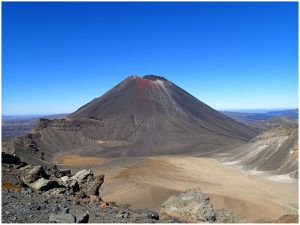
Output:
[
  {"xmin": 57, "ymin": 155, "xmax": 110, "ymax": 166},
  {"xmin": 57, "ymin": 155, "xmax": 298, "ymax": 222}
]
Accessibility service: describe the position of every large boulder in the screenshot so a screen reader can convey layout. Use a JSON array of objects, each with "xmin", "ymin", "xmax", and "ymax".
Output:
[
  {"xmin": 71, "ymin": 169, "xmax": 93, "ymax": 184},
  {"xmin": 47, "ymin": 165, "xmax": 71, "ymax": 178},
  {"xmin": 159, "ymin": 188, "xmax": 215, "ymax": 222},
  {"xmin": 30, "ymin": 178, "xmax": 59, "ymax": 191},
  {"xmin": 80, "ymin": 174, "xmax": 104, "ymax": 196},
  {"xmin": 70, "ymin": 169, "xmax": 104, "ymax": 196},
  {"xmin": 59, "ymin": 176, "xmax": 79, "ymax": 193},
  {"xmin": 18, "ymin": 165, "xmax": 61, "ymax": 191},
  {"xmin": 19, "ymin": 165, "xmax": 48, "ymax": 185},
  {"xmin": 159, "ymin": 188, "xmax": 245, "ymax": 223}
]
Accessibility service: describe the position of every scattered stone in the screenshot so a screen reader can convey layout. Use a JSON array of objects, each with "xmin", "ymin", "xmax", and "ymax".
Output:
[
  {"xmin": 116, "ymin": 206, "xmax": 130, "ymax": 219},
  {"xmin": 75, "ymin": 191, "xmax": 87, "ymax": 199},
  {"xmin": 59, "ymin": 207, "xmax": 70, "ymax": 214},
  {"xmin": 215, "ymin": 208, "xmax": 245, "ymax": 223},
  {"xmin": 100, "ymin": 201, "xmax": 109, "ymax": 208},
  {"xmin": 49, "ymin": 213, "xmax": 76, "ymax": 223},
  {"xmin": 21, "ymin": 187, "xmax": 34, "ymax": 194},
  {"xmin": 73, "ymin": 200, "xmax": 80, "ymax": 205},
  {"xmin": 52, "ymin": 205, "xmax": 59, "ymax": 213},
  {"xmin": 136, "ymin": 209, "xmax": 159, "ymax": 220},
  {"xmin": 45, "ymin": 188, "xmax": 66, "ymax": 196},
  {"xmin": 272, "ymin": 214, "xmax": 298, "ymax": 223},
  {"xmin": 76, "ymin": 212, "xmax": 89, "ymax": 223}
]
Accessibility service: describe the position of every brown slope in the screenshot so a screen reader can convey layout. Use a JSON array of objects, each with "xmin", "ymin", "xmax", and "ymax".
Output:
[
  {"xmin": 216, "ymin": 125, "xmax": 298, "ymax": 179},
  {"xmin": 4, "ymin": 75, "xmax": 257, "ymax": 163}
]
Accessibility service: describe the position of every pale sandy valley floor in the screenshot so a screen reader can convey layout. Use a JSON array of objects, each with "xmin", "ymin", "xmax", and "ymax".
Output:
[{"xmin": 56, "ymin": 155, "xmax": 298, "ymax": 222}]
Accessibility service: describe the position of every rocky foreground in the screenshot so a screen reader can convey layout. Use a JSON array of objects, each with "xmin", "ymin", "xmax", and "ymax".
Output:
[{"xmin": 2, "ymin": 153, "xmax": 298, "ymax": 223}]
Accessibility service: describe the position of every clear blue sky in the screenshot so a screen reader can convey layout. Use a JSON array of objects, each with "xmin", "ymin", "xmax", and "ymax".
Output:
[{"xmin": 3, "ymin": 2, "xmax": 298, "ymax": 115}]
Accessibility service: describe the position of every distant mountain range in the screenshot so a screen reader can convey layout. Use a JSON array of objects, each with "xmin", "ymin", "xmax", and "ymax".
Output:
[
  {"xmin": 221, "ymin": 109, "xmax": 298, "ymax": 124},
  {"xmin": 3, "ymin": 109, "xmax": 297, "ymax": 123}
]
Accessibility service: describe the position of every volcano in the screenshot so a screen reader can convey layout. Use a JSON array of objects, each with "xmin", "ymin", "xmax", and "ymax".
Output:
[{"xmin": 5, "ymin": 75, "xmax": 257, "ymax": 163}]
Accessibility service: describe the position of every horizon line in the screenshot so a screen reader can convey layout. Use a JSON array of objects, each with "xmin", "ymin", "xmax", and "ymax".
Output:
[{"xmin": 3, "ymin": 107, "xmax": 298, "ymax": 117}]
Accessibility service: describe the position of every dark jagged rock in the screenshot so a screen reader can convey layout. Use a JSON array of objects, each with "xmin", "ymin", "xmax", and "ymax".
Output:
[
  {"xmin": 46, "ymin": 165, "xmax": 71, "ymax": 178},
  {"xmin": 79, "ymin": 174, "xmax": 104, "ymax": 196},
  {"xmin": 19, "ymin": 165, "xmax": 48, "ymax": 184},
  {"xmin": 136, "ymin": 209, "xmax": 159, "ymax": 220},
  {"xmin": 70, "ymin": 169, "xmax": 105, "ymax": 197},
  {"xmin": 76, "ymin": 212, "xmax": 89, "ymax": 223},
  {"xmin": 2, "ymin": 152, "xmax": 24, "ymax": 165}
]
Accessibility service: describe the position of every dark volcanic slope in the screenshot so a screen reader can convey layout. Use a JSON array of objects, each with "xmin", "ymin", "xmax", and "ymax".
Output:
[
  {"xmin": 4, "ymin": 75, "xmax": 257, "ymax": 163},
  {"xmin": 68, "ymin": 75, "xmax": 257, "ymax": 155}
]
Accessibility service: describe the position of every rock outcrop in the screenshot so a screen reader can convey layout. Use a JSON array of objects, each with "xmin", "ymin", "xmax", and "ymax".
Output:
[
  {"xmin": 159, "ymin": 188, "xmax": 245, "ymax": 223},
  {"xmin": 49, "ymin": 213, "xmax": 77, "ymax": 223},
  {"xmin": 2, "ymin": 154, "xmax": 161, "ymax": 223},
  {"xmin": 58, "ymin": 169, "xmax": 105, "ymax": 197},
  {"xmin": 2, "ymin": 152, "xmax": 24, "ymax": 165},
  {"xmin": 2, "ymin": 153, "xmax": 104, "ymax": 197},
  {"xmin": 17, "ymin": 164, "xmax": 60, "ymax": 191}
]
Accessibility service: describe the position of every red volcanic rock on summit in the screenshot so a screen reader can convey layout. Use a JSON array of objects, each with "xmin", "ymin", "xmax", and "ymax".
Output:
[{"xmin": 5, "ymin": 75, "xmax": 257, "ymax": 163}]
